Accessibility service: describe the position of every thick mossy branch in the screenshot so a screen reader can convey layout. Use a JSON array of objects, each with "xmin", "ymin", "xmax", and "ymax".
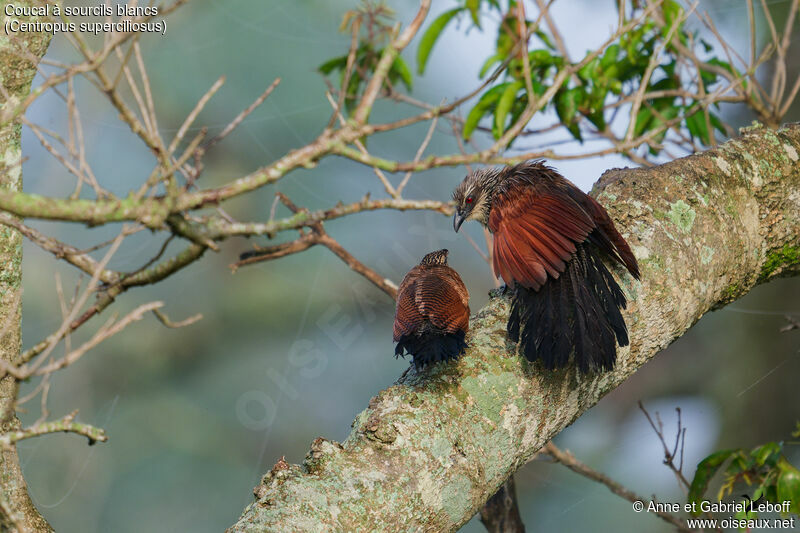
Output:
[
  {"xmin": 0, "ymin": 4, "xmax": 55, "ymax": 532},
  {"xmin": 229, "ymin": 124, "xmax": 800, "ymax": 533}
]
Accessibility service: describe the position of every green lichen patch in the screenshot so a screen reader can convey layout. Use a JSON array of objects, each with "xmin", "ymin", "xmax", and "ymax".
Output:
[
  {"xmin": 759, "ymin": 244, "xmax": 800, "ymax": 281},
  {"xmin": 597, "ymin": 191, "xmax": 617, "ymax": 202},
  {"xmin": 724, "ymin": 283, "xmax": 740, "ymax": 300},
  {"xmin": 459, "ymin": 372, "xmax": 518, "ymax": 426},
  {"xmin": 700, "ymin": 246, "xmax": 714, "ymax": 265},
  {"xmin": 666, "ymin": 200, "xmax": 696, "ymax": 234}
]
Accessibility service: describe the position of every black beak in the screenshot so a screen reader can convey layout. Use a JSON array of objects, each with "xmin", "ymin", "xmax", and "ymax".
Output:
[{"xmin": 453, "ymin": 210, "xmax": 466, "ymax": 232}]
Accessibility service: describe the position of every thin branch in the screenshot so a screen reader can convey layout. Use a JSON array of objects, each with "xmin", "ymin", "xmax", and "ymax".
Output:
[
  {"xmin": 152, "ymin": 308, "xmax": 203, "ymax": 329},
  {"xmin": 233, "ymin": 193, "xmax": 398, "ymax": 299},
  {"xmin": 0, "ymin": 410, "xmax": 108, "ymax": 446},
  {"xmin": 639, "ymin": 402, "xmax": 691, "ymax": 488},
  {"xmin": 203, "ymin": 78, "xmax": 281, "ymax": 152},
  {"xmin": 0, "ymin": 213, "xmax": 118, "ymax": 282},
  {"xmin": 168, "ymin": 76, "xmax": 225, "ymax": 155},
  {"xmin": 396, "ymin": 111, "xmax": 439, "ymax": 195},
  {"xmin": 780, "ymin": 315, "xmax": 800, "ymax": 333},
  {"xmin": 544, "ymin": 442, "xmax": 690, "ymax": 532},
  {"xmin": 32, "ymin": 301, "xmax": 164, "ymax": 376}
]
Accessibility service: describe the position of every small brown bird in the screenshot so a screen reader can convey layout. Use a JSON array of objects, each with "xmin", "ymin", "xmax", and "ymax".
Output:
[
  {"xmin": 393, "ymin": 249, "xmax": 470, "ymax": 369},
  {"xmin": 452, "ymin": 161, "xmax": 640, "ymax": 372}
]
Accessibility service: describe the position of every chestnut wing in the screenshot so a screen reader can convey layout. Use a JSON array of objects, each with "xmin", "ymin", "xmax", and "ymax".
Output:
[
  {"xmin": 393, "ymin": 268, "xmax": 424, "ymax": 341},
  {"xmin": 413, "ymin": 266, "xmax": 470, "ymax": 334},
  {"xmin": 489, "ymin": 181, "xmax": 595, "ymax": 289}
]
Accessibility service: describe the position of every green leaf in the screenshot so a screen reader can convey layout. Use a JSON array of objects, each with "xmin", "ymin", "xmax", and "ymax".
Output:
[
  {"xmin": 586, "ymin": 108, "xmax": 606, "ymax": 131},
  {"xmin": 708, "ymin": 112, "xmax": 727, "ymax": 136},
  {"xmin": 661, "ymin": 60, "xmax": 677, "ymax": 78},
  {"xmin": 496, "ymin": 15, "xmax": 515, "ymax": 57},
  {"xmin": 555, "ymin": 87, "xmax": 585, "ymax": 140},
  {"xmin": 661, "ymin": 0, "xmax": 684, "ymax": 38},
  {"xmin": 685, "ymin": 109, "xmax": 711, "ymax": 145},
  {"xmin": 528, "ymin": 49, "xmax": 555, "ymax": 68},
  {"xmin": 494, "ymin": 80, "xmax": 523, "ymax": 137},
  {"xmin": 776, "ymin": 458, "xmax": 800, "ymax": 515},
  {"xmin": 479, "ymin": 53, "xmax": 504, "ymax": 78},
  {"xmin": 319, "ymin": 55, "xmax": 347, "ymax": 75},
  {"xmin": 417, "ymin": 8, "xmax": 463, "ymax": 75},
  {"xmin": 534, "ymin": 28, "xmax": 556, "ymax": 50},
  {"xmin": 601, "ymin": 44, "xmax": 620, "ymax": 69},
  {"xmin": 466, "ymin": 0, "xmax": 481, "ymax": 28},
  {"xmin": 726, "ymin": 449, "xmax": 755, "ymax": 477},
  {"xmin": 699, "ymin": 68, "xmax": 717, "ymax": 86},
  {"xmin": 390, "ymin": 55, "xmax": 413, "ymax": 91},
  {"xmin": 344, "ymin": 74, "xmax": 362, "ymax": 112},
  {"xmin": 463, "ymin": 83, "xmax": 508, "ymax": 140},
  {"xmin": 689, "ymin": 449, "xmax": 735, "ymax": 515},
  {"xmin": 704, "ymin": 57, "xmax": 748, "ymax": 90},
  {"xmin": 752, "ymin": 442, "xmax": 782, "ymax": 467},
  {"xmin": 577, "ymin": 56, "xmax": 600, "ymax": 82}
]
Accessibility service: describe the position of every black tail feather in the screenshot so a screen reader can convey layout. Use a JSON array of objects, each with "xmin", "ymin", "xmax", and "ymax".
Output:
[
  {"xmin": 395, "ymin": 329, "xmax": 468, "ymax": 370},
  {"xmin": 509, "ymin": 241, "xmax": 628, "ymax": 373}
]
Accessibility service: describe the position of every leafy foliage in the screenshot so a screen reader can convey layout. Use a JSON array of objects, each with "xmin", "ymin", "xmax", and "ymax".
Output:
[
  {"xmin": 316, "ymin": 0, "xmax": 766, "ymax": 162},
  {"xmin": 318, "ymin": 2, "xmax": 413, "ymax": 113},
  {"xmin": 427, "ymin": 0, "xmax": 732, "ymax": 149},
  {"xmin": 688, "ymin": 424, "xmax": 800, "ymax": 519},
  {"xmin": 403, "ymin": 0, "xmax": 745, "ymax": 158},
  {"xmin": 320, "ymin": 44, "xmax": 413, "ymax": 113}
]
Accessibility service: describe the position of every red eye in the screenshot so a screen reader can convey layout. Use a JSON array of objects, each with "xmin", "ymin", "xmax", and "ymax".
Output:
[{"xmin": 466, "ymin": 197, "xmax": 474, "ymax": 204}]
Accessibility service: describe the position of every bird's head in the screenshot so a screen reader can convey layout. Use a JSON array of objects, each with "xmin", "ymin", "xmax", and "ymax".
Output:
[
  {"xmin": 452, "ymin": 167, "xmax": 502, "ymax": 231},
  {"xmin": 420, "ymin": 249, "xmax": 449, "ymax": 266}
]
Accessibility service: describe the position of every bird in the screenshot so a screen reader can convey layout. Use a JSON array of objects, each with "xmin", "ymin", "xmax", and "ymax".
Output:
[
  {"xmin": 393, "ymin": 249, "xmax": 470, "ymax": 370},
  {"xmin": 452, "ymin": 160, "xmax": 640, "ymax": 373}
]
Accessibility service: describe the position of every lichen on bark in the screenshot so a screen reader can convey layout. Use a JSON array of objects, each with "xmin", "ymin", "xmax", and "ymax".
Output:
[
  {"xmin": 229, "ymin": 124, "xmax": 800, "ymax": 532},
  {"xmin": 0, "ymin": 4, "xmax": 53, "ymax": 531}
]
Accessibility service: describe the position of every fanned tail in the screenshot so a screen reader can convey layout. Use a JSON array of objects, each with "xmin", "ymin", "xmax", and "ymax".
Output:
[
  {"xmin": 395, "ymin": 329, "xmax": 468, "ymax": 370},
  {"xmin": 508, "ymin": 241, "xmax": 628, "ymax": 373}
]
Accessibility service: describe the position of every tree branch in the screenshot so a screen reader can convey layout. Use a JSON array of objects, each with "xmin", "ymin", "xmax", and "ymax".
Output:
[
  {"xmin": 228, "ymin": 123, "xmax": 800, "ymax": 532},
  {"xmin": 544, "ymin": 442, "xmax": 689, "ymax": 531},
  {"xmin": 0, "ymin": 2, "xmax": 55, "ymax": 530}
]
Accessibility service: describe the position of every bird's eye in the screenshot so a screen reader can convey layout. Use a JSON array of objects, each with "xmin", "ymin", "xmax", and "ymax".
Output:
[{"xmin": 466, "ymin": 196, "xmax": 474, "ymax": 204}]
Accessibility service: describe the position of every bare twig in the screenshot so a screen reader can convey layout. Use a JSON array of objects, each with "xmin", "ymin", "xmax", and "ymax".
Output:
[
  {"xmin": 32, "ymin": 301, "xmax": 164, "ymax": 376},
  {"xmin": 544, "ymin": 442, "xmax": 691, "ymax": 532},
  {"xmin": 152, "ymin": 308, "xmax": 203, "ymax": 329},
  {"xmin": 203, "ymin": 78, "xmax": 281, "ymax": 152},
  {"xmin": 0, "ymin": 410, "xmax": 108, "ymax": 446},
  {"xmin": 780, "ymin": 315, "xmax": 800, "ymax": 333},
  {"xmin": 638, "ymin": 402, "xmax": 691, "ymax": 490},
  {"xmin": 233, "ymin": 193, "xmax": 398, "ymax": 299}
]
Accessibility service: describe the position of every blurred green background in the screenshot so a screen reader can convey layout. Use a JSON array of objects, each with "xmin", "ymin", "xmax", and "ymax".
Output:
[{"xmin": 14, "ymin": 1, "xmax": 800, "ymax": 531}]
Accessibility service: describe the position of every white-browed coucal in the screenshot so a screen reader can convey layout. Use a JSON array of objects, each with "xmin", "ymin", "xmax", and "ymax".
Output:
[
  {"xmin": 393, "ymin": 249, "xmax": 470, "ymax": 369},
  {"xmin": 452, "ymin": 161, "xmax": 640, "ymax": 372}
]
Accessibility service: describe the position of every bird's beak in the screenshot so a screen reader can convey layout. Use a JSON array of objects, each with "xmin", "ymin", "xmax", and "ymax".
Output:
[{"xmin": 453, "ymin": 210, "xmax": 466, "ymax": 232}]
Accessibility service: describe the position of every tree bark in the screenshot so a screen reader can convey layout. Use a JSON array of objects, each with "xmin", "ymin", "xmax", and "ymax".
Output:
[
  {"xmin": 0, "ymin": 6, "xmax": 53, "ymax": 533},
  {"xmin": 228, "ymin": 123, "xmax": 800, "ymax": 532}
]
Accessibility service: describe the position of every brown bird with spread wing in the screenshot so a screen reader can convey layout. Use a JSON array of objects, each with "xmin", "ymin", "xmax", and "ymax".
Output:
[
  {"xmin": 452, "ymin": 161, "xmax": 639, "ymax": 372},
  {"xmin": 393, "ymin": 249, "xmax": 470, "ymax": 370}
]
